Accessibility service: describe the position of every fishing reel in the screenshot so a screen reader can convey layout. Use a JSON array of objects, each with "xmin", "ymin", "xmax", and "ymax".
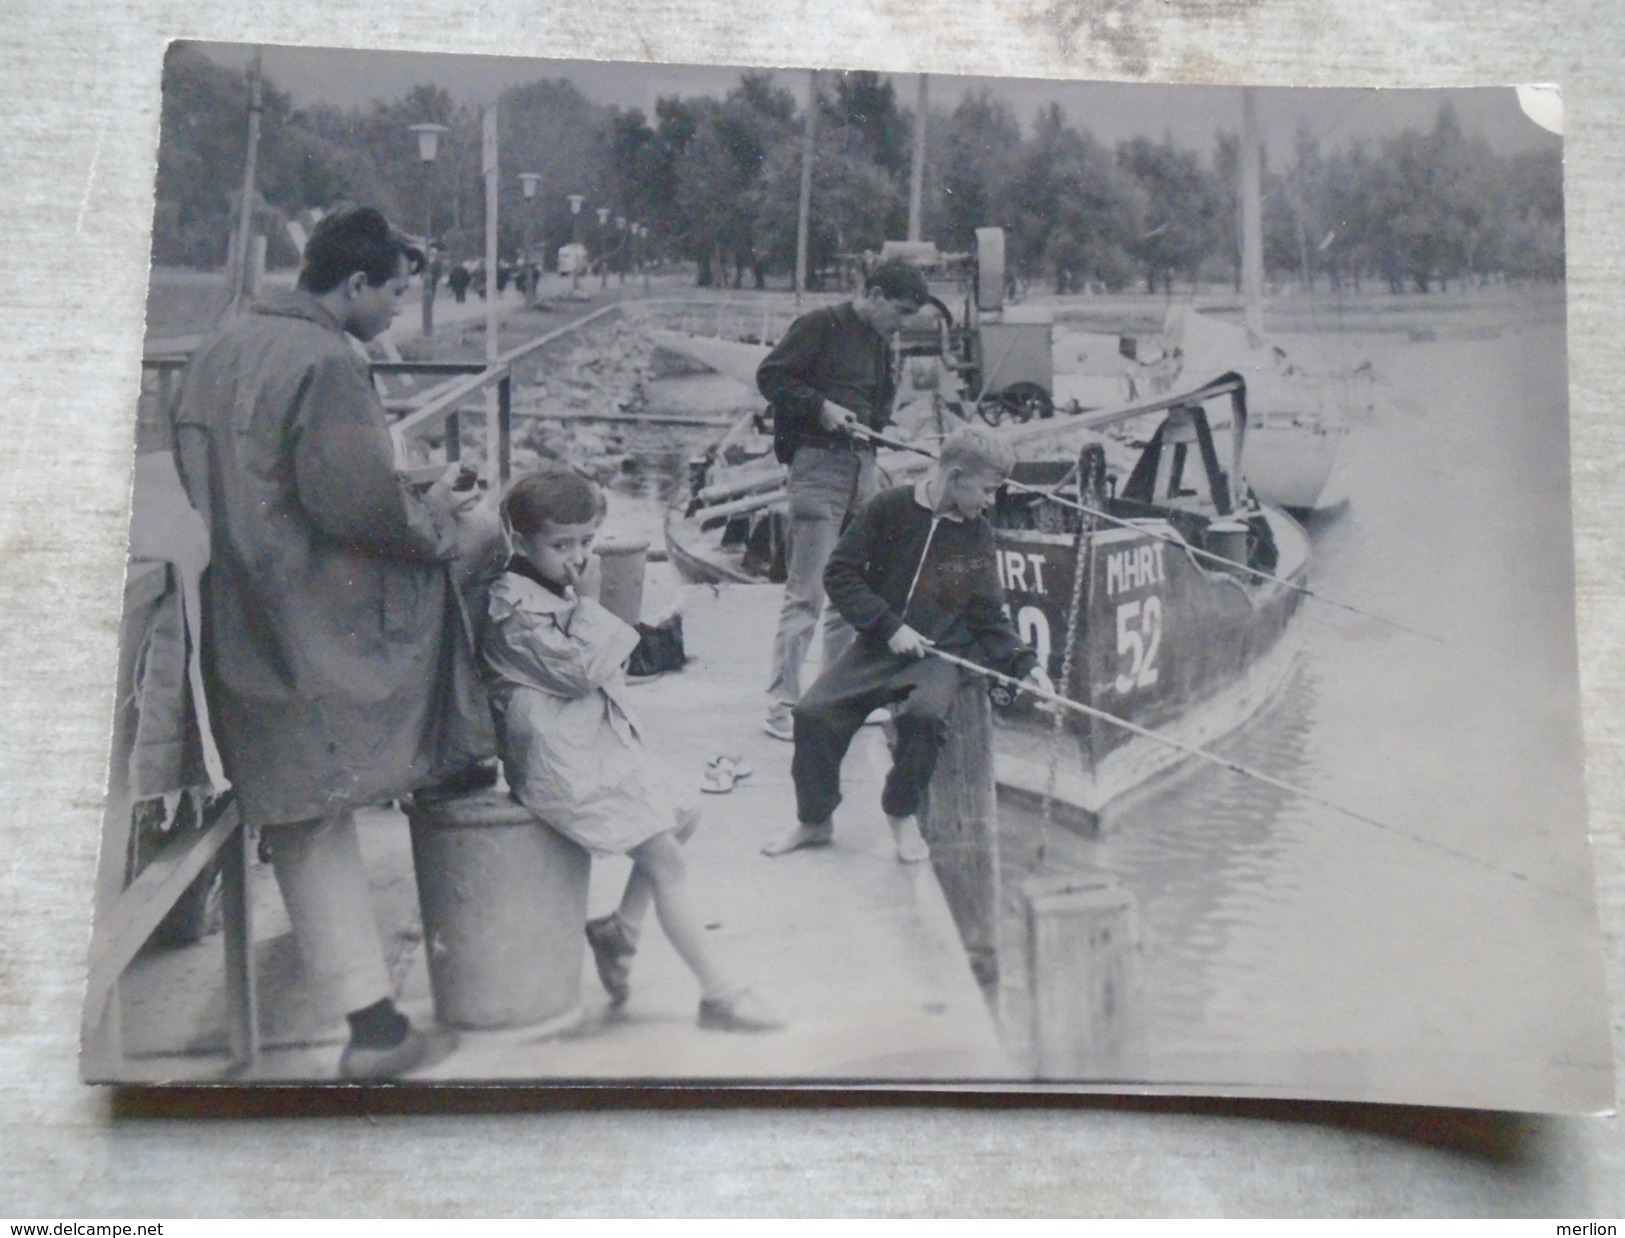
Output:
[{"xmin": 987, "ymin": 680, "xmax": 1021, "ymax": 710}]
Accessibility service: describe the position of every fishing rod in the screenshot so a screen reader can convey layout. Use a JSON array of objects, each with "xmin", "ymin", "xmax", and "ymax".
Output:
[
  {"xmin": 921, "ymin": 643, "xmax": 1542, "ymax": 889},
  {"xmin": 848, "ymin": 423, "xmax": 1440, "ymax": 644}
]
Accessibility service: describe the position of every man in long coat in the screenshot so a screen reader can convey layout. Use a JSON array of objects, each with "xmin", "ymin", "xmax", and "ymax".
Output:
[{"xmin": 172, "ymin": 207, "xmax": 493, "ymax": 1079}]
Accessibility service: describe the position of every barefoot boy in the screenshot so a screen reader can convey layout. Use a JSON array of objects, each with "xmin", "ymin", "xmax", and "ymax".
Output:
[{"xmin": 764, "ymin": 427, "xmax": 1053, "ymax": 861}]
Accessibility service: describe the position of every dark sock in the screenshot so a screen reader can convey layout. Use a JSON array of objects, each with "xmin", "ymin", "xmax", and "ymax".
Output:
[{"xmin": 346, "ymin": 998, "xmax": 409, "ymax": 1049}]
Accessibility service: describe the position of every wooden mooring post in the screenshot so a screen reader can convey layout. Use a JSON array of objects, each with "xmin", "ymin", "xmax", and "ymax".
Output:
[
  {"xmin": 1021, "ymin": 871, "xmax": 1143, "ymax": 1079},
  {"xmin": 921, "ymin": 678, "xmax": 1000, "ymax": 989}
]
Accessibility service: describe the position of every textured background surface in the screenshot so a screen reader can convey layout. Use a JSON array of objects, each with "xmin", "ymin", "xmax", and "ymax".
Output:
[{"xmin": 4, "ymin": 0, "xmax": 1623, "ymax": 1216}]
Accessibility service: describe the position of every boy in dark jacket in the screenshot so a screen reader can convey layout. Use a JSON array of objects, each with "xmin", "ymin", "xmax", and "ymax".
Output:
[{"xmin": 764, "ymin": 427, "xmax": 1053, "ymax": 862}]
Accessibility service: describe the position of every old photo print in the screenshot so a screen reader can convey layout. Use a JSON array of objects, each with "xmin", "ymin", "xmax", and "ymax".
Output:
[{"xmin": 83, "ymin": 41, "xmax": 1611, "ymax": 1109}]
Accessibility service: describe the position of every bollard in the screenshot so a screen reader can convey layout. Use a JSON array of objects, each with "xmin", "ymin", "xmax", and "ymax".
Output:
[
  {"xmin": 1205, "ymin": 519, "xmax": 1249, "ymax": 573},
  {"xmin": 1022, "ymin": 871, "xmax": 1143, "ymax": 1079},
  {"xmin": 595, "ymin": 535, "xmax": 649, "ymax": 627},
  {"xmin": 921, "ymin": 676, "xmax": 1000, "ymax": 989},
  {"xmin": 408, "ymin": 788, "xmax": 590, "ymax": 1030}
]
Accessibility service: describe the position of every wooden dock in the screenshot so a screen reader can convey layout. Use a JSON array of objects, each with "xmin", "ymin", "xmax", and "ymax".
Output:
[{"xmin": 111, "ymin": 576, "xmax": 1014, "ymax": 1083}]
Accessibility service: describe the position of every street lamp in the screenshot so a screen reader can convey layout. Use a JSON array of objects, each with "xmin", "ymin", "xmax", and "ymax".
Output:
[
  {"xmin": 519, "ymin": 172, "xmax": 541, "ymax": 307},
  {"xmin": 567, "ymin": 193, "xmax": 586, "ymax": 295},
  {"xmin": 410, "ymin": 122, "xmax": 449, "ymax": 337},
  {"xmin": 595, "ymin": 206, "xmax": 611, "ymax": 290},
  {"xmin": 614, "ymin": 216, "xmax": 627, "ymax": 284}
]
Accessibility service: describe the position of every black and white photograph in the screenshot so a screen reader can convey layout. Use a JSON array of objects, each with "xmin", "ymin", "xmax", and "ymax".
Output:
[{"xmin": 82, "ymin": 41, "xmax": 1611, "ymax": 1108}]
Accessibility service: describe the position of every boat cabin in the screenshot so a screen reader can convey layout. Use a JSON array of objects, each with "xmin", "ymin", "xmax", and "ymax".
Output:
[{"xmin": 992, "ymin": 399, "xmax": 1279, "ymax": 581}]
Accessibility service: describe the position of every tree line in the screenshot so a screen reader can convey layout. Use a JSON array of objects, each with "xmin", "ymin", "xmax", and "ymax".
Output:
[{"xmin": 154, "ymin": 44, "xmax": 1564, "ymax": 294}]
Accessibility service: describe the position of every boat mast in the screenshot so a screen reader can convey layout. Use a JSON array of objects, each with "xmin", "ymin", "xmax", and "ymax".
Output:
[
  {"xmin": 908, "ymin": 73, "xmax": 928, "ymax": 241},
  {"xmin": 1240, "ymin": 87, "xmax": 1265, "ymax": 342}
]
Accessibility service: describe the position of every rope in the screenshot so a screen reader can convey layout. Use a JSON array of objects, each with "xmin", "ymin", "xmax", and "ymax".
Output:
[{"xmin": 851, "ymin": 423, "xmax": 1440, "ymax": 644}]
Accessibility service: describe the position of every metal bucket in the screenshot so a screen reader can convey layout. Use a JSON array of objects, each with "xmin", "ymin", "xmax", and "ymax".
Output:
[
  {"xmin": 407, "ymin": 789, "xmax": 590, "ymax": 1030},
  {"xmin": 595, "ymin": 535, "xmax": 649, "ymax": 627},
  {"xmin": 1205, "ymin": 519, "xmax": 1250, "ymax": 572}
]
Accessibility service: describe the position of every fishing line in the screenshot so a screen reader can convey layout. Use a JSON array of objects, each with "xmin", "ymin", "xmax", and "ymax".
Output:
[
  {"xmin": 922, "ymin": 644, "xmax": 1559, "ymax": 896},
  {"xmin": 849, "ymin": 423, "xmax": 1441, "ymax": 643}
]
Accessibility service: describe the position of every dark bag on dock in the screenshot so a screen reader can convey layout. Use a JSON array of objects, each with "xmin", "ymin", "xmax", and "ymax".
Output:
[{"xmin": 626, "ymin": 613, "xmax": 688, "ymax": 679}]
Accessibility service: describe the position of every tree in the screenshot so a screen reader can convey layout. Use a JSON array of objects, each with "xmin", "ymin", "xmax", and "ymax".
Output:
[
  {"xmin": 1499, "ymin": 147, "xmax": 1564, "ymax": 281},
  {"xmin": 1117, "ymin": 134, "xmax": 1221, "ymax": 294},
  {"xmin": 1005, "ymin": 104, "xmax": 1142, "ymax": 293},
  {"xmin": 153, "ymin": 45, "xmax": 286, "ymax": 267},
  {"xmin": 755, "ymin": 120, "xmax": 902, "ymax": 288},
  {"xmin": 933, "ymin": 91, "xmax": 1021, "ymax": 251},
  {"xmin": 821, "ymin": 71, "xmax": 911, "ymax": 181},
  {"xmin": 498, "ymin": 78, "xmax": 612, "ymax": 269},
  {"xmin": 672, "ymin": 75, "xmax": 799, "ymax": 287}
]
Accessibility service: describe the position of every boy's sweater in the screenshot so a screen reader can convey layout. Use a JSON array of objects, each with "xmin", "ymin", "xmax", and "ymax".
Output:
[{"xmin": 823, "ymin": 483, "xmax": 1037, "ymax": 679}]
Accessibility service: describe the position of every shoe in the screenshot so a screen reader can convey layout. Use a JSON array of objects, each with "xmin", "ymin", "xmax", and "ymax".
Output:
[
  {"xmin": 698, "ymin": 988, "xmax": 786, "ymax": 1033},
  {"xmin": 888, "ymin": 815, "xmax": 930, "ymax": 864},
  {"xmin": 338, "ymin": 1026, "xmax": 434, "ymax": 1081},
  {"xmin": 761, "ymin": 714, "xmax": 794, "ymax": 743},
  {"xmin": 585, "ymin": 914, "xmax": 636, "ymax": 1005}
]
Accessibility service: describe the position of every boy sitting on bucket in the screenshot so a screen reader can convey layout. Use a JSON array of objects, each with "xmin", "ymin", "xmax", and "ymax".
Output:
[
  {"xmin": 483, "ymin": 468, "xmax": 783, "ymax": 1031},
  {"xmin": 765, "ymin": 426, "xmax": 1054, "ymax": 862}
]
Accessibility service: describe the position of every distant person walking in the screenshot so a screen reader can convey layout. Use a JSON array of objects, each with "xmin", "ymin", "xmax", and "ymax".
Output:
[
  {"xmin": 171, "ymin": 207, "xmax": 495, "ymax": 1079},
  {"xmin": 447, "ymin": 262, "xmax": 472, "ymax": 304},
  {"xmin": 756, "ymin": 259, "xmax": 930, "ymax": 742}
]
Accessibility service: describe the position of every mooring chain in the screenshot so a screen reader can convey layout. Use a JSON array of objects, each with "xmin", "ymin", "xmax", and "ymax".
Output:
[{"xmin": 1039, "ymin": 466, "xmax": 1093, "ymax": 869}]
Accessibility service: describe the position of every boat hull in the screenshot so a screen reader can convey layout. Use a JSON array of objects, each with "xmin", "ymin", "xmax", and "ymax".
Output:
[
  {"xmin": 1242, "ymin": 420, "xmax": 1348, "ymax": 514},
  {"xmin": 664, "ymin": 499, "xmax": 772, "ymax": 586},
  {"xmin": 989, "ymin": 507, "xmax": 1308, "ymax": 830}
]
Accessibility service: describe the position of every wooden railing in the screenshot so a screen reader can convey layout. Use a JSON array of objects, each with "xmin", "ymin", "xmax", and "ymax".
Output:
[{"xmin": 82, "ymin": 356, "xmax": 521, "ymax": 1079}]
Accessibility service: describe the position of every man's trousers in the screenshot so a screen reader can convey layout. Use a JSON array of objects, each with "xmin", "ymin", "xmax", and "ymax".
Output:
[
  {"xmin": 766, "ymin": 444, "xmax": 876, "ymax": 714},
  {"xmin": 261, "ymin": 811, "xmax": 394, "ymax": 1016}
]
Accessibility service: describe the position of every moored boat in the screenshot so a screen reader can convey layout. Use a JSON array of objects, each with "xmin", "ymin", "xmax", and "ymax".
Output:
[
  {"xmin": 1162, "ymin": 307, "xmax": 1351, "ymax": 517},
  {"xmin": 668, "ymin": 361, "xmax": 1311, "ymax": 830}
]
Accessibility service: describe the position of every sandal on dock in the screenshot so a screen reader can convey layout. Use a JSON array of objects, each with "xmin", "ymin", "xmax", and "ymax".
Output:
[{"xmin": 700, "ymin": 756, "xmax": 753, "ymax": 795}]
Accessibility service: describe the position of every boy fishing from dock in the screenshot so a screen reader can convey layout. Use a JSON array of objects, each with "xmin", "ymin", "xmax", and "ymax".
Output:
[
  {"xmin": 483, "ymin": 468, "xmax": 784, "ymax": 1032},
  {"xmin": 764, "ymin": 427, "xmax": 1054, "ymax": 862}
]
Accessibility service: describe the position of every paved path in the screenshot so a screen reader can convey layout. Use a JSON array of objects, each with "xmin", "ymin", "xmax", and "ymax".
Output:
[{"xmin": 118, "ymin": 573, "xmax": 1015, "ymax": 1084}]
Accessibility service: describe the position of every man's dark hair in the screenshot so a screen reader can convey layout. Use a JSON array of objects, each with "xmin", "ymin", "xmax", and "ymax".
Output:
[
  {"xmin": 864, "ymin": 259, "xmax": 930, "ymax": 308},
  {"xmin": 298, "ymin": 206, "xmax": 424, "ymax": 295},
  {"xmin": 502, "ymin": 466, "xmax": 604, "ymax": 535}
]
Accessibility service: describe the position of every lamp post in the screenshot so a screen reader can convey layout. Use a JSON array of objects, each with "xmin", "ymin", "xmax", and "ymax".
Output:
[
  {"xmin": 595, "ymin": 206, "xmax": 611, "ymax": 290},
  {"xmin": 410, "ymin": 122, "xmax": 449, "ymax": 337},
  {"xmin": 614, "ymin": 216, "xmax": 627, "ymax": 284},
  {"xmin": 567, "ymin": 193, "xmax": 586, "ymax": 295},
  {"xmin": 519, "ymin": 172, "xmax": 542, "ymax": 308}
]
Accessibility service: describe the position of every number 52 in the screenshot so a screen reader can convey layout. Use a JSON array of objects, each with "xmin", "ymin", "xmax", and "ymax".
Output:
[{"xmin": 1114, "ymin": 597, "xmax": 1163, "ymax": 694}]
